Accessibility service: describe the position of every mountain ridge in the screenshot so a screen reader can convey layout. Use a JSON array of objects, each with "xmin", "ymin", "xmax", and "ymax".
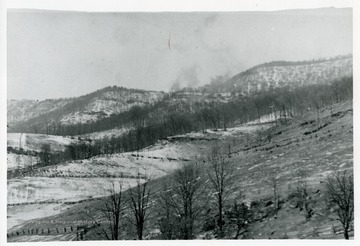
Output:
[
  {"xmin": 8, "ymin": 54, "xmax": 353, "ymax": 133},
  {"xmin": 202, "ymin": 54, "xmax": 352, "ymax": 94},
  {"xmin": 8, "ymin": 86, "xmax": 165, "ymax": 127}
]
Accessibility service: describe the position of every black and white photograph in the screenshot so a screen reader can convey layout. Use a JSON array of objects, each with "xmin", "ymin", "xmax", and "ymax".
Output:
[{"xmin": 1, "ymin": 0, "xmax": 358, "ymax": 244}]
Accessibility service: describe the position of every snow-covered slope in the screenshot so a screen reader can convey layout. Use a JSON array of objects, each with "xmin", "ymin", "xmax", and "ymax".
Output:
[
  {"xmin": 8, "ymin": 87, "xmax": 165, "ymax": 128},
  {"xmin": 76, "ymin": 127, "xmax": 131, "ymax": 140},
  {"xmin": 60, "ymin": 89, "xmax": 164, "ymax": 125},
  {"xmin": 8, "ymin": 56, "xmax": 352, "ymax": 135},
  {"xmin": 226, "ymin": 56, "xmax": 352, "ymax": 94},
  {"xmin": 7, "ymin": 133, "xmax": 75, "ymax": 152},
  {"xmin": 7, "ymin": 98, "xmax": 72, "ymax": 126}
]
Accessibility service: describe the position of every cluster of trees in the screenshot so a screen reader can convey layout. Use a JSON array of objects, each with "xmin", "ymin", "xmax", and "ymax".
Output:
[
  {"xmin": 100, "ymin": 147, "xmax": 269, "ymax": 240},
  {"xmin": 59, "ymin": 76, "xmax": 352, "ymax": 162},
  {"xmin": 7, "ymin": 146, "xmax": 37, "ymax": 156},
  {"xmin": 8, "ymin": 144, "xmax": 71, "ymax": 179},
  {"xmin": 324, "ymin": 171, "xmax": 354, "ymax": 239},
  {"xmin": 94, "ymin": 146, "xmax": 243, "ymax": 240},
  {"xmin": 9, "ymin": 146, "xmax": 353, "ymax": 240},
  {"xmin": 92, "ymin": 145, "xmax": 353, "ymax": 240},
  {"xmin": 91, "ymin": 175, "xmax": 153, "ymax": 240},
  {"xmin": 10, "ymin": 76, "xmax": 352, "ymax": 138},
  {"xmin": 8, "ymin": 76, "xmax": 352, "ymax": 178}
]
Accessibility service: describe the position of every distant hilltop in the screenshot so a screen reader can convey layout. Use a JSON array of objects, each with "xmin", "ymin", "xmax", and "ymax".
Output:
[
  {"xmin": 199, "ymin": 54, "xmax": 352, "ymax": 94},
  {"xmin": 8, "ymin": 54, "xmax": 352, "ymax": 133}
]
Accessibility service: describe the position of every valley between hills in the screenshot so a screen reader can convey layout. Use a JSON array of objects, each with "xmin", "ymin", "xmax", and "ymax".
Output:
[{"xmin": 7, "ymin": 56, "xmax": 354, "ymax": 241}]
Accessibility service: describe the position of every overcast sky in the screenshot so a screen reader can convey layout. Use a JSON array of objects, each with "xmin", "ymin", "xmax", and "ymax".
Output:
[{"xmin": 7, "ymin": 8, "xmax": 352, "ymax": 100}]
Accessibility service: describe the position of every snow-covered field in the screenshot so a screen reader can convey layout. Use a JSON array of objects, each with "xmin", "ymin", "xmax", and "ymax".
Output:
[
  {"xmin": 7, "ymin": 133, "xmax": 26, "ymax": 149},
  {"xmin": 140, "ymin": 141, "xmax": 209, "ymax": 160},
  {"xmin": 7, "ymin": 118, "xmax": 275, "ymax": 207},
  {"xmin": 8, "ymin": 177, "xmax": 141, "ymax": 204},
  {"xmin": 246, "ymin": 112, "xmax": 279, "ymax": 125},
  {"xmin": 6, "ymin": 147, "xmax": 182, "ymax": 230},
  {"xmin": 7, "ymin": 133, "xmax": 75, "ymax": 152},
  {"xmin": 7, "ymin": 203, "xmax": 72, "ymax": 230},
  {"xmin": 7, "ymin": 144, "xmax": 185, "ymax": 212},
  {"xmin": 166, "ymin": 124, "xmax": 272, "ymax": 140},
  {"xmin": 76, "ymin": 127, "xmax": 131, "ymax": 140},
  {"xmin": 207, "ymin": 124, "xmax": 272, "ymax": 135},
  {"xmin": 33, "ymin": 152, "xmax": 181, "ymax": 179}
]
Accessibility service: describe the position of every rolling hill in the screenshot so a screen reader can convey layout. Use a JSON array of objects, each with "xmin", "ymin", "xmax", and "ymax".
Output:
[
  {"xmin": 204, "ymin": 55, "xmax": 352, "ymax": 94},
  {"xmin": 8, "ymin": 86, "xmax": 165, "ymax": 130},
  {"xmin": 7, "ymin": 100, "xmax": 353, "ymax": 241},
  {"xmin": 8, "ymin": 55, "xmax": 352, "ymax": 135},
  {"xmin": 7, "ymin": 54, "xmax": 353, "ymax": 241}
]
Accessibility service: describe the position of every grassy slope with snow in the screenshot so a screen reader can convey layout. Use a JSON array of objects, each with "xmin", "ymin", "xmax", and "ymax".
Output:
[
  {"xmin": 234, "ymin": 101, "xmax": 353, "ymax": 199},
  {"xmin": 7, "ymin": 119, "xmax": 266, "ymax": 233},
  {"xmin": 7, "ymin": 133, "xmax": 75, "ymax": 172},
  {"xmin": 32, "ymin": 153, "xmax": 181, "ymax": 179},
  {"xmin": 7, "ymin": 100, "xmax": 353, "ymax": 240},
  {"xmin": 7, "ymin": 203, "xmax": 72, "ymax": 231}
]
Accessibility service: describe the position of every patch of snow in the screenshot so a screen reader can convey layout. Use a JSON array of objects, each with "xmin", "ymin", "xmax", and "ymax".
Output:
[
  {"xmin": 8, "ymin": 133, "xmax": 76, "ymax": 152},
  {"xmin": 7, "ymin": 203, "xmax": 71, "ymax": 230},
  {"xmin": 7, "ymin": 177, "xmax": 141, "ymax": 204},
  {"xmin": 77, "ymin": 127, "xmax": 131, "ymax": 140}
]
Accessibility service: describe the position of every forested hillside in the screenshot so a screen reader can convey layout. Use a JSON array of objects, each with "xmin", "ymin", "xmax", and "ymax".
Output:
[
  {"xmin": 7, "ymin": 76, "xmax": 352, "ymax": 179},
  {"xmin": 202, "ymin": 55, "xmax": 352, "ymax": 94},
  {"xmin": 8, "ymin": 56, "xmax": 352, "ymax": 137},
  {"xmin": 8, "ymin": 99, "xmax": 354, "ymax": 241},
  {"xmin": 8, "ymin": 86, "xmax": 164, "ymax": 130}
]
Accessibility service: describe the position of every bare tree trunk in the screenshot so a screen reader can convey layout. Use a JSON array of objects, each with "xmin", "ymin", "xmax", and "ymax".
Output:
[
  {"xmin": 128, "ymin": 174, "xmax": 152, "ymax": 240},
  {"xmin": 218, "ymin": 199, "xmax": 223, "ymax": 238},
  {"xmin": 207, "ymin": 146, "xmax": 236, "ymax": 238}
]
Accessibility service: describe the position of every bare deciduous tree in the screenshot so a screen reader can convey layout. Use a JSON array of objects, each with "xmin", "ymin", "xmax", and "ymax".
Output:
[
  {"xmin": 156, "ymin": 178, "xmax": 177, "ymax": 239},
  {"xmin": 95, "ymin": 182, "xmax": 126, "ymax": 240},
  {"xmin": 170, "ymin": 163, "xmax": 204, "ymax": 239},
  {"xmin": 206, "ymin": 146, "xmax": 237, "ymax": 238},
  {"xmin": 128, "ymin": 174, "xmax": 152, "ymax": 240},
  {"xmin": 324, "ymin": 171, "xmax": 354, "ymax": 240},
  {"xmin": 311, "ymin": 88, "xmax": 323, "ymax": 124}
]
